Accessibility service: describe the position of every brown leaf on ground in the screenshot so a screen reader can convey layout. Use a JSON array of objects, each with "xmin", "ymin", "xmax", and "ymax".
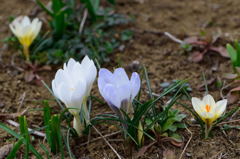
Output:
[
  {"xmin": 188, "ymin": 51, "xmax": 204, "ymax": 63},
  {"xmin": 227, "ymin": 86, "xmax": 240, "ymax": 104},
  {"xmin": 222, "ymin": 73, "xmax": 238, "ymax": 80},
  {"xmin": 0, "ymin": 144, "xmax": 13, "ymax": 159},
  {"xmin": 170, "ymin": 140, "xmax": 184, "ymax": 147},
  {"xmin": 134, "ymin": 141, "xmax": 157, "ymax": 158},
  {"xmin": 24, "ymin": 71, "xmax": 35, "ymax": 82},
  {"xmin": 183, "ymin": 36, "xmax": 198, "ymax": 44},
  {"xmin": 197, "ymin": 77, "xmax": 216, "ymax": 91},
  {"xmin": 163, "ymin": 149, "xmax": 176, "ymax": 159},
  {"xmin": 210, "ymin": 46, "xmax": 229, "ymax": 58}
]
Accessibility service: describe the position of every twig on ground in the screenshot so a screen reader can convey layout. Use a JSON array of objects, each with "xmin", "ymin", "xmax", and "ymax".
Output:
[
  {"xmin": 218, "ymin": 119, "xmax": 240, "ymax": 125},
  {"xmin": 209, "ymin": 151, "xmax": 223, "ymax": 159},
  {"xmin": 79, "ymin": 9, "xmax": 88, "ymax": 34},
  {"xmin": 164, "ymin": 32, "xmax": 184, "ymax": 44},
  {"xmin": 92, "ymin": 126, "xmax": 122, "ymax": 159},
  {"xmin": 0, "ymin": 108, "xmax": 28, "ymax": 120},
  {"xmin": 146, "ymin": 90, "xmax": 160, "ymax": 97},
  {"xmin": 220, "ymin": 127, "xmax": 235, "ymax": 146},
  {"xmin": 179, "ymin": 127, "xmax": 192, "ymax": 159},
  {"xmin": 17, "ymin": 92, "xmax": 26, "ymax": 112},
  {"xmin": 80, "ymin": 130, "xmax": 121, "ymax": 146},
  {"xmin": 6, "ymin": 120, "xmax": 46, "ymax": 138}
]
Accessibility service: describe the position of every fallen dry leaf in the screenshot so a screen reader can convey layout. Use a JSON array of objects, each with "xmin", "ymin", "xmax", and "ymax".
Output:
[
  {"xmin": 198, "ymin": 77, "xmax": 216, "ymax": 91},
  {"xmin": 0, "ymin": 144, "xmax": 13, "ymax": 159},
  {"xmin": 188, "ymin": 51, "xmax": 204, "ymax": 63},
  {"xmin": 163, "ymin": 149, "xmax": 176, "ymax": 159},
  {"xmin": 222, "ymin": 73, "xmax": 238, "ymax": 80},
  {"xmin": 227, "ymin": 86, "xmax": 240, "ymax": 104},
  {"xmin": 209, "ymin": 46, "xmax": 229, "ymax": 58},
  {"xmin": 134, "ymin": 141, "xmax": 157, "ymax": 158}
]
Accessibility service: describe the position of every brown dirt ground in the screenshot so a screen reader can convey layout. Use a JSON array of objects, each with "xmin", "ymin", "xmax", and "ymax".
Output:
[{"xmin": 1, "ymin": 0, "xmax": 240, "ymax": 158}]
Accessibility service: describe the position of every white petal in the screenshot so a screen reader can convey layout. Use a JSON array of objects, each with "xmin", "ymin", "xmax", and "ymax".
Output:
[
  {"xmin": 215, "ymin": 99, "xmax": 227, "ymax": 117},
  {"xmin": 22, "ymin": 16, "xmax": 31, "ymax": 26},
  {"xmin": 9, "ymin": 24, "xmax": 20, "ymax": 37},
  {"xmin": 69, "ymin": 80, "xmax": 87, "ymax": 111},
  {"xmin": 203, "ymin": 94, "xmax": 216, "ymax": 109},
  {"xmin": 81, "ymin": 55, "xmax": 91, "ymax": 67},
  {"xmin": 58, "ymin": 83, "xmax": 71, "ymax": 105},
  {"xmin": 31, "ymin": 18, "xmax": 42, "ymax": 39},
  {"xmin": 191, "ymin": 97, "xmax": 206, "ymax": 118},
  {"xmin": 66, "ymin": 58, "xmax": 77, "ymax": 71}
]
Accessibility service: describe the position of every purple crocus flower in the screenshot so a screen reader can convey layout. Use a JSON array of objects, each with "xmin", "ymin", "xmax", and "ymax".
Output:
[{"xmin": 98, "ymin": 68, "xmax": 141, "ymax": 115}]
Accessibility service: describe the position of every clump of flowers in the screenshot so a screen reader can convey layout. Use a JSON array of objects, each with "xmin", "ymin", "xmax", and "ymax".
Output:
[
  {"xmin": 52, "ymin": 56, "xmax": 97, "ymax": 136},
  {"xmin": 9, "ymin": 16, "xmax": 42, "ymax": 61},
  {"xmin": 191, "ymin": 94, "xmax": 227, "ymax": 138}
]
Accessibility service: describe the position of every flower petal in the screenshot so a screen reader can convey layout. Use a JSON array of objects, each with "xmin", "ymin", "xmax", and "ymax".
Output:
[
  {"xmin": 99, "ymin": 68, "xmax": 114, "ymax": 83},
  {"xmin": 203, "ymin": 94, "xmax": 216, "ymax": 109},
  {"xmin": 102, "ymin": 84, "xmax": 121, "ymax": 108},
  {"xmin": 191, "ymin": 97, "xmax": 206, "ymax": 119},
  {"xmin": 69, "ymin": 80, "xmax": 87, "ymax": 111},
  {"xmin": 130, "ymin": 72, "xmax": 141, "ymax": 100},
  {"xmin": 113, "ymin": 68, "xmax": 129, "ymax": 85},
  {"xmin": 215, "ymin": 99, "xmax": 227, "ymax": 117}
]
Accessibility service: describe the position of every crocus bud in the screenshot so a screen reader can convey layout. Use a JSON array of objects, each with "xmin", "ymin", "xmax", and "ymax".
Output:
[
  {"xmin": 98, "ymin": 68, "xmax": 141, "ymax": 115},
  {"xmin": 52, "ymin": 56, "xmax": 97, "ymax": 136},
  {"xmin": 9, "ymin": 16, "xmax": 42, "ymax": 61},
  {"xmin": 191, "ymin": 94, "xmax": 227, "ymax": 126}
]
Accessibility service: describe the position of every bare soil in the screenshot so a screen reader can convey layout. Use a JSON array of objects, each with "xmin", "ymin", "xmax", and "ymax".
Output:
[{"xmin": 1, "ymin": 0, "xmax": 240, "ymax": 158}]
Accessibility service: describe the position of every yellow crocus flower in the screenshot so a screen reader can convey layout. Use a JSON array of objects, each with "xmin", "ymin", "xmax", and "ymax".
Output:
[
  {"xmin": 191, "ymin": 94, "xmax": 227, "ymax": 125},
  {"xmin": 9, "ymin": 16, "xmax": 42, "ymax": 61}
]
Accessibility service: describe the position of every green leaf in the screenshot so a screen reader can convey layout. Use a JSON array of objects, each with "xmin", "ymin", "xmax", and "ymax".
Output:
[
  {"xmin": 169, "ymin": 133, "xmax": 182, "ymax": 142},
  {"xmin": 39, "ymin": 144, "xmax": 50, "ymax": 159},
  {"xmin": 7, "ymin": 138, "xmax": 24, "ymax": 159},
  {"xmin": 35, "ymin": 0, "xmax": 53, "ymax": 16},
  {"xmin": 0, "ymin": 123, "xmax": 43, "ymax": 159},
  {"xmin": 82, "ymin": 0, "xmax": 100, "ymax": 21},
  {"xmin": 234, "ymin": 41, "xmax": 240, "ymax": 66},
  {"xmin": 43, "ymin": 102, "xmax": 52, "ymax": 147},
  {"xmin": 227, "ymin": 44, "xmax": 237, "ymax": 66},
  {"xmin": 19, "ymin": 116, "xmax": 30, "ymax": 159}
]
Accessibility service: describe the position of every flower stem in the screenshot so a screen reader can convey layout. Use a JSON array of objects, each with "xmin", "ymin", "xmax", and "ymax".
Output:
[
  {"xmin": 23, "ymin": 45, "xmax": 30, "ymax": 61},
  {"xmin": 204, "ymin": 121, "xmax": 212, "ymax": 139},
  {"xmin": 73, "ymin": 114, "xmax": 84, "ymax": 136}
]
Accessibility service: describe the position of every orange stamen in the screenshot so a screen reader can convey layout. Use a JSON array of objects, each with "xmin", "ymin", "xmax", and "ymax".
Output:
[{"xmin": 205, "ymin": 104, "xmax": 211, "ymax": 112}]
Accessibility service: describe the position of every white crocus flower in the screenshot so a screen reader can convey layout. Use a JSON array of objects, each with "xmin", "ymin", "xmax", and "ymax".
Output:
[
  {"xmin": 52, "ymin": 56, "xmax": 97, "ymax": 136},
  {"xmin": 191, "ymin": 94, "xmax": 227, "ymax": 125},
  {"xmin": 9, "ymin": 16, "xmax": 42, "ymax": 61}
]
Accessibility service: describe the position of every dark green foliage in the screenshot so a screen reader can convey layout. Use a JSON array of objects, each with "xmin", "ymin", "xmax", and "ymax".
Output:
[
  {"xmin": 30, "ymin": 0, "xmax": 132, "ymax": 64},
  {"xmin": 91, "ymin": 80, "xmax": 187, "ymax": 147}
]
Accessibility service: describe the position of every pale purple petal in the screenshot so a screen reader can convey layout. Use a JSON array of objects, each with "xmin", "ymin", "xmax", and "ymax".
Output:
[
  {"xmin": 102, "ymin": 84, "xmax": 121, "ymax": 108},
  {"xmin": 115, "ymin": 83, "xmax": 131, "ymax": 105},
  {"xmin": 113, "ymin": 68, "xmax": 129, "ymax": 85},
  {"xmin": 99, "ymin": 68, "xmax": 114, "ymax": 83},
  {"xmin": 130, "ymin": 72, "xmax": 141, "ymax": 100}
]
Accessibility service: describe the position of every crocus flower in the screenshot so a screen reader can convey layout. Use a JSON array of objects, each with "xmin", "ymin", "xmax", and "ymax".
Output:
[
  {"xmin": 191, "ymin": 94, "xmax": 227, "ymax": 125},
  {"xmin": 9, "ymin": 16, "xmax": 42, "ymax": 61},
  {"xmin": 98, "ymin": 68, "xmax": 141, "ymax": 115},
  {"xmin": 52, "ymin": 56, "xmax": 97, "ymax": 135}
]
